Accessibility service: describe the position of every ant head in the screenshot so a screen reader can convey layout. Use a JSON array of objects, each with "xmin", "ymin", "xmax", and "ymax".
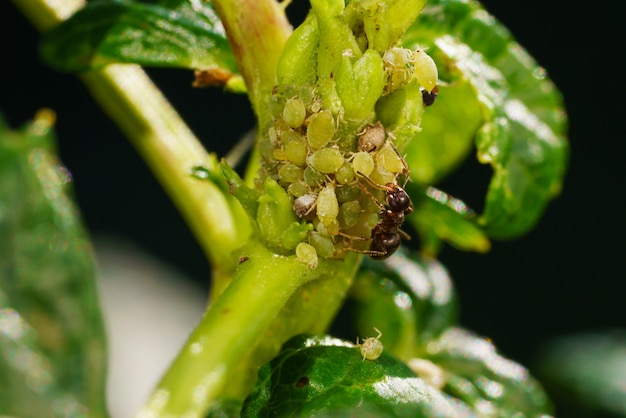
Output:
[{"xmin": 386, "ymin": 185, "xmax": 412, "ymax": 213}]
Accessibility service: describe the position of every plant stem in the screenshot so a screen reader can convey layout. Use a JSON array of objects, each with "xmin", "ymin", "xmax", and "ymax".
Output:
[
  {"xmin": 136, "ymin": 242, "xmax": 358, "ymax": 417},
  {"xmin": 11, "ymin": 0, "xmax": 81, "ymax": 31},
  {"xmin": 81, "ymin": 66, "xmax": 250, "ymax": 273},
  {"xmin": 211, "ymin": 0, "xmax": 292, "ymax": 127},
  {"xmin": 12, "ymin": 0, "xmax": 250, "ymax": 275}
]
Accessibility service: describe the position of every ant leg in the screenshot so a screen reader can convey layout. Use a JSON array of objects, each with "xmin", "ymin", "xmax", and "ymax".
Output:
[
  {"xmin": 355, "ymin": 172, "xmax": 389, "ymax": 211},
  {"xmin": 340, "ymin": 247, "xmax": 388, "ymax": 258},
  {"xmin": 356, "ymin": 171, "xmax": 392, "ymax": 192},
  {"xmin": 337, "ymin": 231, "xmax": 371, "ymax": 242},
  {"xmin": 335, "ymin": 235, "xmax": 388, "ymax": 258},
  {"xmin": 385, "ymin": 141, "xmax": 411, "ymax": 188},
  {"xmin": 398, "ymin": 229, "xmax": 411, "ymax": 241}
]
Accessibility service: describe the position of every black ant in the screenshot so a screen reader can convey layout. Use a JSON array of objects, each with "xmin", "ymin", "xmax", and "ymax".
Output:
[
  {"xmin": 339, "ymin": 142, "xmax": 413, "ymax": 259},
  {"xmin": 357, "ymin": 171, "xmax": 413, "ymax": 260}
]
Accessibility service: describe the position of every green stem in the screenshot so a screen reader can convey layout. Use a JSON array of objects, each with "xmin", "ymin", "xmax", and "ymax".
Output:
[
  {"xmin": 12, "ymin": 0, "xmax": 250, "ymax": 276},
  {"xmin": 211, "ymin": 0, "xmax": 292, "ymax": 128},
  {"xmin": 80, "ymin": 66, "xmax": 250, "ymax": 273},
  {"xmin": 136, "ymin": 242, "xmax": 358, "ymax": 417},
  {"xmin": 11, "ymin": 0, "xmax": 81, "ymax": 31}
]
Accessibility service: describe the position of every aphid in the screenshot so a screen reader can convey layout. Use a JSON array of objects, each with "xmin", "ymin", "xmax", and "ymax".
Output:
[
  {"xmin": 307, "ymin": 110, "xmax": 336, "ymax": 149},
  {"xmin": 308, "ymin": 231, "xmax": 336, "ymax": 258},
  {"xmin": 296, "ymin": 242, "xmax": 318, "ymax": 269},
  {"xmin": 382, "ymin": 47, "xmax": 414, "ymax": 91},
  {"xmin": 356, "ymin": 327, "xmax": 384, "ymax": 361},
  {"xmin": 422, "ymin": 85, "xmax": 439, "ymax": 107},
  {"xmin": 192, "ymin": 67, "xmax": 233, "ymax": 88},
  {"xmin": 382, "ymin": 47, "xmax": 439, "ymax": 94},
  {"xmin": 358, "ymin": 121, "xmax": 386, "ymax": 153},
  {"xmin": 335, "ymin": 161, "xmax": 356, "ymax": 184},
  {"xmin": 293, "ymin": 193, "xmax": 317, "ymax": 219},
  {"xmin": 307, "ymin": 148, "xmax": 344, "ymax": 174},
  {"xmin": 316, "ymin": 184, "xmax": 339, "ymax": 227},
  {"xmin": 351, "ymin": 151, "xmax": 375, "ymax": 177},
  {"xmin": 282, "ymin": 98, "xmax": 307, "ymax": 128},
  {"xmin": 412, "ymin": 48, "xmax": 438, "ymax": 93}
]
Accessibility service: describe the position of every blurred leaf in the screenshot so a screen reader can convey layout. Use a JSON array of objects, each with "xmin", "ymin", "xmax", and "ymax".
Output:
[
  {"xmin": 241, "ymin": 335, "xmax": 469, "ymax": 417},
  {"xmin": 405, "ymin": 79, "xmax": 482, "ymax": 185},
  {"xmin": 350, "ymin": 249, "xmax": 458, "ymax": 359},
  {"xmin": 426, "ymin": 327, "xmax": 553, "ymax": 416},
  {"xmin": 0, "ymin": 111, "xmax": 108, "ymax": 417},
  {"xmin": 403, "ymin": 0, "xmax": 569, "ymax": 239},
  {"xmin": 533, "ymin": 330, "xmax": 626, "ymax": 417},
  {"xmin": 346, "ymin": 250, "xmax": 553, "ymax": 416},
  {"xmin": 40, "ymin": 0, "xmax": 237, "ymax": 74},
  {"xmin": 408, "ymin": 185, "xmax": 491, "ymax": 255}
]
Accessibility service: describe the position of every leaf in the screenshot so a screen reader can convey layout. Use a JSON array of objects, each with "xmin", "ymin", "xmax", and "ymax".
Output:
[
  {"xmin": 402, "ymin": 0, "xmax": 568, "ymax": 239},
  {"xmin": 346, "ymin": 251, "xmax": 553, "ymax": 416},
  {"xmin": 408, "ymin": 185, "xmax": 491, "ymax": 255},
  {"xmin": 350, "ymin": 249, "xmax": 458, "ymax": 357},
  {"xmin": 0, "ymin": 111, "xmax": 108, "ymax": 417},
  {"xmin": 533, "ymin": 330, "xmax": 626, "ymax": 417},
  {"xmin": 405, "ymin": 79, "xmax": 482, "ymax": 186},
  {"xmin": 40, "ymin": 0, "xmax": 237, "ymax": 74},
  {"xmin": 241, "ymin": 335, "xmax": 468, "ymax": 417},
  {"xmin": 425, "ymin": 328, "xmax": 553, "ymax": 417}
]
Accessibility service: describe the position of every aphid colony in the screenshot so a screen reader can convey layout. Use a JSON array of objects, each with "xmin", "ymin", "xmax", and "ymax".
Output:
[{"xmin": 260, "ymin": 46, "xmax": 437, "ymax": 264}]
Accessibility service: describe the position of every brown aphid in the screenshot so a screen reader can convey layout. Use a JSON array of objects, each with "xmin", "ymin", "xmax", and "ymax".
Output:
[
  {"xmin": 193, "ymin": 67, "xmax": 233, "ymax": 88},
  {"xmin": 358, "ymin": 121, "xmax": 386, "ymax": 153},
  {"xmin": 293, "ymin": 193, "xmax": 318, "ymax": 219}
]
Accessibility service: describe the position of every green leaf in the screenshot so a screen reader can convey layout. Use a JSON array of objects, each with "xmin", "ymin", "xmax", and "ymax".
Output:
[
  {"xmin": 257, "ymin": 177, "xmax": 306, "ymax": 254},
  {"xmin": 403, "ymin": 0, "xmax": 568, "ymax": 239},
  {"xmin": 241, "ymin": 334, "xmax": 468, "ymax": 417},
  {"xmin": 408, "ymin": 185, "xmax": 491, "ymax": 255},
  {"xmin": 40, "ymin": 0, "xmax": 237, "ymax": 73},
  {"xmin": 350, "ymin": 249, "xmax": 458, "ymax": 359},
  {"xmin": 0, "ymin": 111, "xmax": 108, "ymax": 417},
  {"xmin": 533, "ymin": 330, "xmax": 626, "ymax": 417},
  {"xmin": 405, "ymin": 80, "xmax": 482, "ymax": 185},
  {"xmin": 425, "ymin": 328, "xmax": 553, "ymax": 416},
  {"xmin": 347, "ymin": 251, "xmax": 553, "ymax": 416}
]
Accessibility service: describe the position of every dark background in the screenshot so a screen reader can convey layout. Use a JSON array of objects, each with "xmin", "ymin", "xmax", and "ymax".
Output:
[{"xmin": 2, "ymin": 0, "xmax": 625, "ymax": 414}]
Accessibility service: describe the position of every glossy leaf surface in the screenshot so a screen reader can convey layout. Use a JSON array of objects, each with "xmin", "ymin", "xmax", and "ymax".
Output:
[
  {"xmin": 403, "ymin": 0, "xmax": 568, "ymax": 239},
  {"xmin": 241, "ymin": 335, "xmax": 467, "ymax": 417},
  {"xmin": 426, "ymin": 328, "xmax": 552, "ymax": 416},
  {"xmin": 351, "ymin": 248, "xmax": 458, "ymax": 357},
  {"xmin": 345, "ymin": 250, "xmax": 553, "ymax": 416},
  {"xmin": 0, "ymin": 112, "xmax": 108, "ymax": 417},
  {"xmin": 407, "ymin": 185, "xmax": 491, "ymax": 255},
  {"xmin": 40, "ymin": 0, "xmax": 237, "ymax": 73}
]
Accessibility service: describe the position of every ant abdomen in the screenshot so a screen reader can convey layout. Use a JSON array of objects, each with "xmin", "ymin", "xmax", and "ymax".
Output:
[{"xmin": 370, "ymin": 229, "xmax": 401, "ymax": 260}]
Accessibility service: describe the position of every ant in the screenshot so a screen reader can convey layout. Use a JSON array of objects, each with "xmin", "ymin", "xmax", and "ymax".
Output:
[
  {"xmin": 357, "ymin": 170, "xmax": 413, "ymax": 260},
  {"xmin": 345, "ymin": 143, "xmax": 413, "ymax": 260}
]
